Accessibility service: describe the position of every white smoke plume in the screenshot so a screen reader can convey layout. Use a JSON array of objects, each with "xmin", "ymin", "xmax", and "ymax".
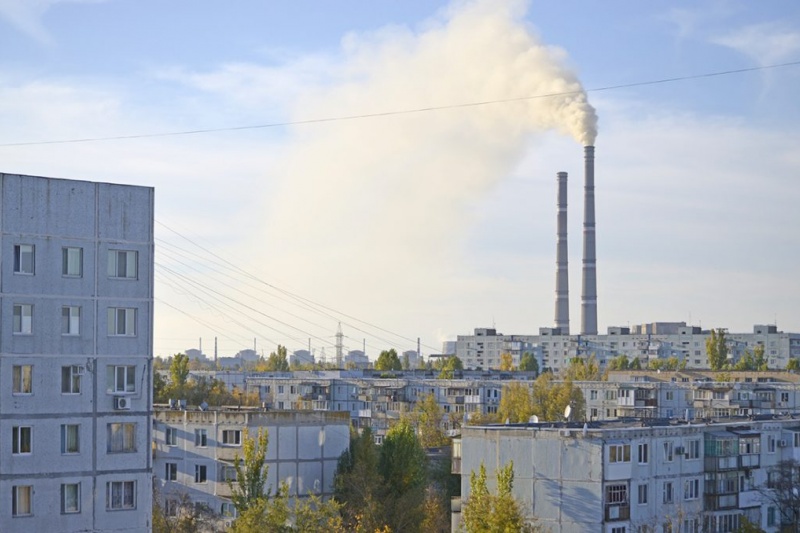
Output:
[{"xmin": 259, "ymin": 0, "xmax": 597, "ymax": 316}]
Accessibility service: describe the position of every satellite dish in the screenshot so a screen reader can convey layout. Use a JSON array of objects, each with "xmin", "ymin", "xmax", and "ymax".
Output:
[
  {"xmin": 564, "ymin": 405, "xmax": 572, "ymax": 420},
  {"xmin": 529, "ymin": 415, "xmax": 539, "ymax": 424}
]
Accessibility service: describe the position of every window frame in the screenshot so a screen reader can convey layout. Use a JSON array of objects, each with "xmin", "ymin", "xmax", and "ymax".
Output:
[
  {"xmin": 106, "ymin": 480, "xmax": 136, "ymax": 511},
  {"xmin": 662, "ymin": 481, "xmax": 674, "ymax": 504},
  {"xmin": 61, "ymin": 483, "xmax": 81, "ymax": 514},
  {"xmin": 165, "ymin": 427, "xmax": 177, "ymax": 446},
  {"xmin": 637, "ymin": 483, "xmax": 648, "ymax": 505},
  {"xmin": 107, "ymin": 365, "xmax": 136, "ymax": 394},
  {"xmin": 61, "ymin": 306, "xmax": 81, "ymax": 336},
  {"xmin": 61, "ymin": 424, "xmax": 80, "ymax": 454},
  {"xmin": 12, "ymin": 365, "xmax": 33, "ymax": 394},
  {"xmin": 12, "ymin": 485, "xmax": 33, "ymax": 517},
  {"xmin": 12, "ymin": 304, "xmax": 33, "ymax": 335},
  {"xmin": 12, "ymin": 425, "xmax": 32, "ymax": 455},
  {"xmin": 165, "ymin": 462, "xmax": 177, "ymax": 481},
  {"xmin": 637, "ymin": 443, "xmax": 649, "ymax": 464},
  {"xmin": 107, "ymin": 307, "xmax": 137, "ymax": 337},
  {"xmin": 194, "ymin": 464, "xmax": 208, "ymax": 484},
  {"xmin": 221, "ymin": 429, "xmax": 242, "ymax": 446},
  {"xmin": 62, "ymin": 247, "xmax": 83, "ymax": 277},
  {"xmin": 609, "ymin": 444, "xmax": 631, "ymax": 464},
  {"xmin": 195, "ymin": 429, "xmax": 208, "ymax": 447},
  {"xmin": 108, "ymin": 250, "xmax": 138, "ymax": 280},
  {"xmin": 13, "ymin": 244, "xmax": 35, "ymax": 275},
  {"xmin": 62, "ymin": 366, "xmax": 82, "ymax": 394},
  {"xmin": 107, "ymin": 422, "xmax": 137, "ymax": 453}
]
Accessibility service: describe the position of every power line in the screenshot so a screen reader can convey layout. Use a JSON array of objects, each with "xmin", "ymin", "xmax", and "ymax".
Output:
[{"xmin": 1, "ymin": 60, "xmax": 798, "ymax": 148}]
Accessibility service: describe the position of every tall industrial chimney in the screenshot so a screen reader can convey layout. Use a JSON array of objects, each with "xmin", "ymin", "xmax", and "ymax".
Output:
[
  {"xmin": 581, "ymin": 145, "xmax": 598, "ymax": 335},
  {"xmin": 554, "ymin": 171, "xmax": 570, "ymax": 334}
]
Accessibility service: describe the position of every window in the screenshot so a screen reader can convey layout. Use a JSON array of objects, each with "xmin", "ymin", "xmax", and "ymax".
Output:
[
  {"xmin": 221, "ymin": 502, "xmax": 237, "ymax": 518},
  {"xmin": 165, "ymin": 462, "xmax": 177, "ymax": 481},
  {"xmin": 611, "ymin": 527, "xmax": 626, "ymax": 533},
  {"xmin": 662, "ymin": 481, "xmax": 674, "ymax": 504},
  {"xmin": 12, "ymin": 426, "xmax": 32, "ymax": 454},
  {"xmin": 590, "ymin": 390, "xmax": 598, "ymax": 400},
  {"xmin": 108, "ymin": 250, "xmax": 137, "ymax": 279},
  {"xmin": 107, "ymin": 308, "xmax": 136, "ymax": 336},
  {"xmin": 61, "ymin": 424, "xmax": 80, "ymax": 454},
  {"xmin": 222, "ymin": 429, "xmax": 241, "ymax": 446},
  {"xmin": 107, "ymin": 423, "xmax": 136, "ymax": 453},
  {"xmin": 13, "ymin": 304, "xmax": 33, "ymax": 334},
  {"xmin": 13, "ymin": 244, "xmax": 34, "ymax": 274},
  {"xmin": 12, "ymin": 485, "xmax": 32, "ymax": 516},
  {"xmin": 665, "ymin": 391, "xmax": 674, "ymax": 401},
  {"xmin": 165, "ymin": 499, "xmax": 179, "ymax": 517},
  {"xmin": 194, "ymin": 464, "xmax": 207, "ymax": 483},
  {"xmin": 606, "ymin": 483, "xmax": 628, "ymax": 505},
  {"xmin": 637, "ymin": 484, "xmax": 648, "ymax": 504},
  {"xmin": 107, "ymin": 481, "xmax": 136, "ymax": 510},
  {"xmin": 687, "ymin": 439, "xmax": 700, "ymax": 459},
  {"xmin": 195, "ymin": 429, "xmax": 207, "ymax": 447},
  {"xmin": 768, "ymin": 435, "xmax": 776, "ymax": 453},
  {"xmin": 609, "ymin": 444, "xmax": 631, "ymax": 463},
  {"xmin": 62, "ymin": 366, "xmax": 82, "ymax": 394},
  {"xmin": 638, "ymin": 443, "xmax": 649, "ymax": 464},
  {"xmin": 767, "ymin": 506, "xmax": 777, "ymax": 527},
  {"xmin": 12, "ymin": 365, "xmax": 32, "ymax": 394},
  {"xmin": 61, "ymin": 306, "xmax": 81, "ymax": 335},
  {"xmin": 62, "ymin": 247, "xmax": 83, "ymax": 277},
  {"xmin": 683, "ymin": 518, "xmax": 699, "ymax": 533},
  {"xmin": 61, "ymin": 483, "xmax": 80, "ymax": 514},
  {"xmin": 165, "ymin": 427, "xmax": 177, "ymax": 446},
  {"xmin": 107, "ymin": 365, "xmax": 136, "ymax": 393},
  {"xmin": 683, "ymin": 478, "xmax": 699, "ymax": 500},
  {"xmin": 663, "ymin": 441, "xmax": 674, "ymax": 462},
  {"xmin": 221, "ymin": 465, "xmax": 237, "ymax": 482}
]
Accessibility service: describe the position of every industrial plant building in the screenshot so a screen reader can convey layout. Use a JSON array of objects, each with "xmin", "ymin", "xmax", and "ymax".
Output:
[{"xmin": 0, "ymin": 173, "xmax": 154, "ymax": 531}]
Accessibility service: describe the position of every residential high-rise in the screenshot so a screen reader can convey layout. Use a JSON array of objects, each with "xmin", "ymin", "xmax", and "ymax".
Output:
[{"xmin": 0, "ymin": 173, "xmax": 154, "ymax": 531}]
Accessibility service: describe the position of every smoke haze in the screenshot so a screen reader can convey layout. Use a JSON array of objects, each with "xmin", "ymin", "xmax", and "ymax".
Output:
[{"xmin": 259, "ymin": 0, "xmax": 597, "ymax": 321}]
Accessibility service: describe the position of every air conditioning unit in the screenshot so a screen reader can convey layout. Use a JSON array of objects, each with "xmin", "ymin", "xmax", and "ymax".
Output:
[
  {"xmin": 779, "ymin": 439, "xmax": 789, "ymax": 448},
  {"xmin": 114, "ymin": 396, "xmax": 131, "ymax": 410},
  {"xmin": 72, "ymin": 365, "xmax": 85, "ymax": 375}
]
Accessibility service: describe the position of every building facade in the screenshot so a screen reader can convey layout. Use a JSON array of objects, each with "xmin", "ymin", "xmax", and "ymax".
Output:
[
  {"xmin": 454, "ymin": 417, "xmax": 800, "ymax": 532},
  {"xmin": 152, "ymin": 408, "xmax": 350, "ymax": 526},
  {"xmin": 0, "ymin": 173, "xmax": 154, "ymax": 531}
]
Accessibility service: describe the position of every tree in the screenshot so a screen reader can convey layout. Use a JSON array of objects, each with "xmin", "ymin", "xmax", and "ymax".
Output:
[
  {"xmin": 499, "ymin": 352, "xmax": 514, "ymax": 371},
  {"xmin": 756, "ymin": 459, "xmax": 800, "ymax": 531},
  {"xmin": 497, "ymin": 382, "xmax": 534, "ymax": 423},
  {"xmin": 563, "ymin": 354, "xmax": 602, "ymax": 381},
  {"xmin": 518, "ymin": 352, "xmax": 539, "ymax": 373},
  {"xmin": 375, "ymin": 349, "xmax": 402, "ymax": 371},
  {"xmin": 788, "ymin": 358, "xmax": 800, "ymax": 372},
  {"xmin": 334, "ymin": 428, "xmax": 386, "ymax": 532},
  {"xmin": 152, "ymin": 490, "xmax": 216, "ymax": 533},
  {"xmin": 412, "ymin": 393, "xmax": 448, "ymax": 448},
  {"xmin": 230, "ymin": 428, "xmax": 273, "ymax": 514},
  {"xmin": 437, "ymin": 355, "xmax": 463, "ymax": 379},
  {"xmin": 629, "ymin": 357, "xmax": 642, "ymax": 370},
  {"xmin": 379, "ymin": 419, "xmax": 427, "ymax": 532},
  {"xmin": 170, "ymin": 353, "xmax": 190, "ymax": 396},
  {"xmin": 462, "ymin": 462, "xmax": 538, "ymax": 532},
  {"xmin": 263, "ymin": 345, "xmax": 290, "ymax": 372},
  {"xmin": 706, "ymin": 328, "xmax": 729, "ymax": 371},
  {"xmin": 607, "ymin": 354, "xmax": 630, "ymax": 371}
]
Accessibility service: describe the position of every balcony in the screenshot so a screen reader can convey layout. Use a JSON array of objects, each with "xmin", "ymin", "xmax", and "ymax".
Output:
[
  {"xmin": 705, "ymin": 493, "xmax": 738, "ymax": 511},
  {"xmin": 604, "ymin": 504, "xmax": 630, "ymax": 521}
]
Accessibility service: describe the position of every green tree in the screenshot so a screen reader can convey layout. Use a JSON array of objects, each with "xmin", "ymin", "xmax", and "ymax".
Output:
[
  {"xmin": 437, "ymin": 355, "xmax": 463, "ymax": 378},
  {"xmin": 563, "ymin": 354, "xmax": 602, "ymax": 381},
  {"xmin": 518, "ymin": 352, "xmax": 539, "ymax": 373},
  {"xmin": 753, "ymin": 343, "xmax": 768, "ymax": 371},
  {"xmin": 462, "ymin": 462, "xmax": 538, "ymax": 532},
  {"xmin": 334, "ymin": 428, "xmax": 386, "ymax": 532},
  {"xmin": 706, "ymin": 328, "xmax": 729, "ymax": 371},
  {"xmin": 607, "ymin": 354, "xmax": 630, "ymax": 371},
  {"xmin": 379, "ymin": 419, "xmax": 427, "ymax": 532},
  {"xmin": 375, "ymin": 349, "xmax": 402, "ymax": 371},
  {"xmin": 788, "ymin": 358, "xmax": 800, "ymax": 372},
  {"xmin": 264, "ymin": 345, "xmax": 290, "ymax": 372},
  {"xmin": 497, "ymin": 382, "xmax": 534, "ymax": 423},
  {"xmin": 412, "ymin": 393, "xmax": 448, "ymax": 448},
  {"xmin": 230, "ymin": 428, "xmax": 272, "ymax": 513},
  {"xmin": 170, "ymin": 353, "xmax": 191, "ymax": 395},
  {"xmin": 629, "ymin": 357, "xmax": 642, "ymax": 370}
]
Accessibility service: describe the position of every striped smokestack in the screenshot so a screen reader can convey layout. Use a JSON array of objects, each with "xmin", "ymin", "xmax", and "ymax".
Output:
[
  {"xmin": 581, "ymin": 145, "xmax": 598, "ymax": 335},
  {"xmin": 554, "ymin": 171, "xmax": 569, "ymax": 334}
]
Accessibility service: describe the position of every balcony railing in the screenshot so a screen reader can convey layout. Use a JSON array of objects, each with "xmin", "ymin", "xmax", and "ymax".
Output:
[{"xmin": 604, "ymin": 504, "xmax": 630, "ymax": 521}]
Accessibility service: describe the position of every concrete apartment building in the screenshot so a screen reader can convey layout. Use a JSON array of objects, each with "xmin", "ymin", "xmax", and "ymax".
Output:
[
  {"xmin": 456, "ymin": 324, "xmax": 800, "ymax": 373},
  {"xmin": 0, "ymin": 173, "xmax": 154, "ymax": 531},
  {"xmin": 453, "ymin": 416, "xmax": 800, "ymax": 532},
  {"xmin": 152, "ymin": 408, "xmax": 350, "ymax": 526}
]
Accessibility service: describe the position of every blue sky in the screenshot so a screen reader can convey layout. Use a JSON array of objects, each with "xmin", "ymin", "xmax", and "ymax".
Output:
[{"xmin": 1, "ymin": 0, "xmax": 799, "ymax": 360}]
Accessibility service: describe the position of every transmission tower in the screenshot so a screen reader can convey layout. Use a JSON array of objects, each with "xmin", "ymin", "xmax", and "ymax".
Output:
[{"xmin": 335, "ymin": 322, "xmax": 344, "ymax": 368}]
